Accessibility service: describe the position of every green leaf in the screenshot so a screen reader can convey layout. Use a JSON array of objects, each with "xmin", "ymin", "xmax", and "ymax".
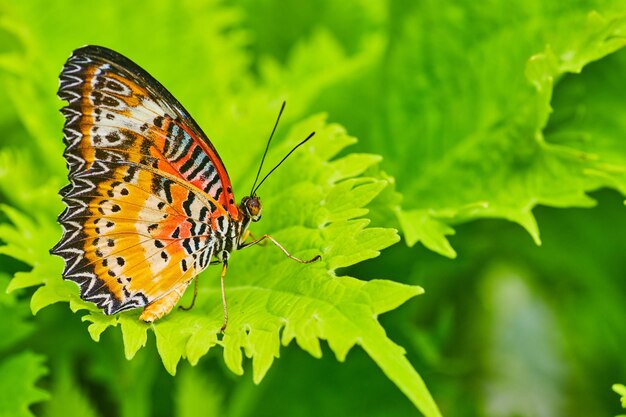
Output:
[
  {"xmin": 0, "ymin": 149, "xmax": 65, "ymax": 216},
  {"xmin": 0, "ymin": 204, "xmax": 73, "ymax": 315},
  {"xmin": 0, "ymin": 274, "xmax": 33, "ymax": 352},
  {"xmin": 397, "ymin": 209, "xmax": 457, "ymax": 258},
  {"xmin": 395, "ymin": 11, "xmax": 626, "ymax": 256},
  {"xmin": 295, "ymin": 4, "xmax": 626, "ymax": 258},
  {"xmin": 259, "ymin": 28, "xmax": 385, "ymax": 119},
  {"xmin": 0, "ymin": 352, "xmax": 48, "ymax": 417},
  {"xmin": 0, "ymin": 204, "xmax": 44, "ymax": 266}
]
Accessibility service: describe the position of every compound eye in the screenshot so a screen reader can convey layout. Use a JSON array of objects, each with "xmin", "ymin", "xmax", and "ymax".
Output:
[{"xmin": 245, "ymin": 197, "xmax": 262, "ymax": 221}]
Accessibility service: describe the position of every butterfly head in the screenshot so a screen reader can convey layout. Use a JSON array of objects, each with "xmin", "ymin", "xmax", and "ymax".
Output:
[{"xmin": 241, "ymin": 196, "xmax": 262, "ymax": 222}]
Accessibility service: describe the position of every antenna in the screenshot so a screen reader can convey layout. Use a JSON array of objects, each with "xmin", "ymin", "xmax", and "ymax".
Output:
[
  {"xmin": 251, "ymin": 131, "xmax": 315, "ymax": 197},
  {"xmin": 250, "ymin": 101, "xmax": 286, "ymax": 196}
]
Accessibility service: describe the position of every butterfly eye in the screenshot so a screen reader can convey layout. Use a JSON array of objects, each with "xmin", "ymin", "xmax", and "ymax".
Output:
[{"xmin": 243, "ymin": 196, "xmax": 262, "ymax": 222}]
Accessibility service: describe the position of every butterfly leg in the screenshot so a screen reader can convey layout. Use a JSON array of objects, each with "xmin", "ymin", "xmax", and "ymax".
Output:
[
  {"xmin": 239, "ymin": 234, "xmax": 321, "ymax": 263},
  {"xmin": 178, "ymin": 276, "xmax": 199, "ymax": 311},
  {"xmin": 139, "ymin": 280, "xmax": 192, "ymax": 322},
  {"xmin": 220, "ymin": 261, "xmax": 229, "ymax": 333},
  {"xmin": 241, "ymin": 230, "xmax": 266, "ymax": 246}
]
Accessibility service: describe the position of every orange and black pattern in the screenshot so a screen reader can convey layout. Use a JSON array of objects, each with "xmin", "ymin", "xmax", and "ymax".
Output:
[{"xmin": 51, "ymin": 46, "xmax": 249, "ymax": 321}]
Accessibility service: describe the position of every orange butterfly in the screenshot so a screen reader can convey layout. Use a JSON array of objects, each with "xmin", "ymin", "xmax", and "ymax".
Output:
[{"xmin": 51, "ymin": 46, "xmax": 318, "ymax": 331}]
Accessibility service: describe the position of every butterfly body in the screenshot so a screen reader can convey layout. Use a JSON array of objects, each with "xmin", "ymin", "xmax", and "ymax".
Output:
[{"xmin": 52, "ymin": 46, "xmax": 258, "ymax": 321}]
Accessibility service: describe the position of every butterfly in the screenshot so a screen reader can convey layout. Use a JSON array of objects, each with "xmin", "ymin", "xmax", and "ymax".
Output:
[{"xmin": 51, "ymin": 45, "xmax": 319, "ymax": 331}]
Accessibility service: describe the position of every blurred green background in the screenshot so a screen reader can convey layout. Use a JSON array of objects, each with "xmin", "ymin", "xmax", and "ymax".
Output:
[{"xmin": 1, "ymin": 0, "xmax": 626, "ymax": 416}]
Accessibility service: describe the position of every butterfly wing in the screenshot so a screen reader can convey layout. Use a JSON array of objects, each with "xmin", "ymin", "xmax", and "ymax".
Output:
[{"xmin": 52, "ymin": 45, "xmax": 238, "ymax": 316}]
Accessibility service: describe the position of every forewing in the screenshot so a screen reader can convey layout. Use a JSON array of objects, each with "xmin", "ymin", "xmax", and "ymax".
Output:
[{"xmin": 57, "ymin": 45, "xmax": 237, "ymax": 213}]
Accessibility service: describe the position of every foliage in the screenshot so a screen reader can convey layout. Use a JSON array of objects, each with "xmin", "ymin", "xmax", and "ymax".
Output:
[
  {"xmin": 0, "ymin": 273, "xmax": 48, "ymax": 417},
  {"xmin": 0, "ymin": 0, "xmax": 625, "ymax": 416}
]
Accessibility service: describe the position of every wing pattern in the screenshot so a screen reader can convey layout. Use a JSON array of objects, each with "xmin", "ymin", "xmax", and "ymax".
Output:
[{"xmin": 51, "ymin": 46, "xmax": 239, "ymax": 317}]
